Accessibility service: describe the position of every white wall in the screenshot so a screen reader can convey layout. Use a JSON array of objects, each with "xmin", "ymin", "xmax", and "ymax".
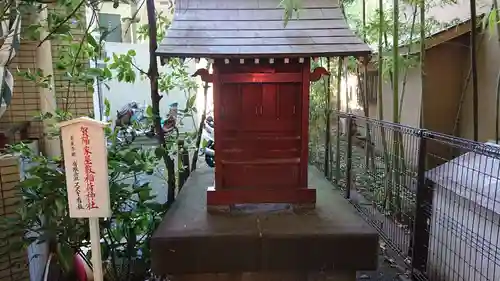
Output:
[{"xmin": 95, "ymin": 42, "xmax": 206, "ymax": 134}]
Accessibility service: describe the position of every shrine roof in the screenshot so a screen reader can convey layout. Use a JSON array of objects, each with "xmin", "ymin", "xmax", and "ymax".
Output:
[{"xmin": 156, "ymin": 0, "xmax": 372, "ymax": 59}]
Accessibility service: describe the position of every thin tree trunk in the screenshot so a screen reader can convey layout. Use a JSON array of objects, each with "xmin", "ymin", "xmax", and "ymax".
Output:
[
  {"xmin": 492, "ymin": 1, "xmax": 500, "ymax": 142},
  {"xmin": 344, "ymin": 59, "xmax": 350, "ymax": 113},
  {"xmin": 378, "ymin": 0, "xmax": 391, "ymax": 213},
  {"xmin": 191, "ymin": 81, "xmax": 209, "ymax": 171},
  {"xmin": 420, "ymin": 0, "xmax": 426, "ymax": 128},
  {"xmin": 409, "ymin": 0, "xmax": 427, "ymax": 258},
  {"xmin": 335, "ymin": 58, "xmax": 342, "ymax": 186},
  {"xmin": 361, "ymin": 0, "xmax": 375, "ymax": 171},
  {"xmin": 393, "ymin": 5, "xmax": 419, "ymax": 207},
  {"xmin": 146, "ymin": 0, "xmax": 176, "ymax": 205},
  {"xmin": 398, "ymin": 6, "xmax": 418, "ymax": 121},
  {"xmin": 392, "ymin": 0, "xmax": 402, "ymax": 219},
  {"xmin": 324, "ymin": 57, "xmax": 332, "ymax": 178},
  {"xmin": 470, "ymin": 0, "xmax": 479, "ymax": 141},
  {"xmin": 452, "ymin": 32, "xmax": 485, "ymax": 136},
  {"xmin": 191, "ymin": 61, "xmax": 212, "ymax": 170}
]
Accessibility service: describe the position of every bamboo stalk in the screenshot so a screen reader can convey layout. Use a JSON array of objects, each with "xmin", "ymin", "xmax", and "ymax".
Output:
[
  {"xmin": 361, "ymin": 0, "xmax": 375, "ymax": 172},
  {"xmin": 191, "ymin": 61, "xmax": 212, "ymax": 171},
  {"xmin": 379, "ymin": 0, "xmax": 391, "ymax": 214},
  {"xmin": 392, "ymin": 0, "xmax": 402, "ymax": 219},
  {"xmin": 398, "ymin": 5, "xmax": 418, "ymax": 122},
  {"xmin": 492, "ymin": 1, "xmax": 500, "ymax": 142},
  {"xmin": 452, "ymin": 32, "xmax": 485, "ymax": 136},
  {"xmin": 420, "ymin": 0, "xmax": 426, "ymax": 127},
  {"xmin": 324, "ymin": 57, "xmax": 332, "ymax": 178},
  {"xmin": 335, "ymin": 57, "xmax": 343, "ymax": 186},
  {"xmin": 470, "ymin": 0, "xmax": 479, "ymax": 141}
]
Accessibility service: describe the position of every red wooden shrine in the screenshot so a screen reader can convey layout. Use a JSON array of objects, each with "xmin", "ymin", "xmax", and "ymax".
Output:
[
  {"xmin": 155, "ymin": 0, "xmax": 371, "ymax": 208},
  {"xmin": 193, "ymin": 60, "xmax": 329, "ymax": 206}
]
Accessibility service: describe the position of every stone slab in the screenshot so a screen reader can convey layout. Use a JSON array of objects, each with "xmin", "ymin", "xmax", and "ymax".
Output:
[
  {"xmin": 151, "ymin": 166, "xmax": 379, "ymax": 275},
  {"xmin": 168, "ymin": 271, "xmax": 356, "ymax": 281}
]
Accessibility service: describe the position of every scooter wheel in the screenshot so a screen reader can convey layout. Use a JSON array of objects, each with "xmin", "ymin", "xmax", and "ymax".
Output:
[
  {"xmin": 125, "ymin": 130, "xmax": 136, "ymax": 144},
  {"xmin": 205, "ymin": 156, "xmax": 215, "ymax": 168}
]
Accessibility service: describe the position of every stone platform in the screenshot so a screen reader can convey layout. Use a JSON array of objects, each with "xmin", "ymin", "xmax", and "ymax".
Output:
[{"xmin": 151, "ymin": 166, "xmax": 379, "ymax": 280}]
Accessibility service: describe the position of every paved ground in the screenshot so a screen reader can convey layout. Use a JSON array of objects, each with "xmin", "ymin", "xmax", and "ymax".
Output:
[
  {"xmin": 307, "ymin": 168, "xmax": 408, "ymax": 281},
  {"xmin": 132, "ymin": 136, "xmax": 207, "ymax": 204}
]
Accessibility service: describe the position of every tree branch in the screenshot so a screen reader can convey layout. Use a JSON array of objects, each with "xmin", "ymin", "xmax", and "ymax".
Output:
[
  {"xmin": 37, "ymin": 0, "xmax": 86, "ymax": 47},
  {"xmin": 131, "ymin": 61, "xmax": 148, "ymax": 76}
]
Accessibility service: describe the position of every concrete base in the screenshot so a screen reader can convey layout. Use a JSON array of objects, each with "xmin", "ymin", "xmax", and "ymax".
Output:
[
  {"xmin": 168, "ymin": 271, "xmax": 356, "ymax": 281},
  {"xmin": 206, "ymin": 204, "xmax": 232, "ymax": 214},
  {"xmin": 292, "ymin": 203, "xmax": 316, "ymax": 213},
  {"xmin": 207, "ymin": 203, "xmax": 316, "ymax": 215},
  {"xmin": 151, "ymin": 166, "xmax": 378, "ymax": 276}
]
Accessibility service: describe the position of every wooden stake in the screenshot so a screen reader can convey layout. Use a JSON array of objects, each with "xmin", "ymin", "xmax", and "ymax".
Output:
[{"xmin": 89, "ymin": 218, "xmax": 103, "ymax": 281}]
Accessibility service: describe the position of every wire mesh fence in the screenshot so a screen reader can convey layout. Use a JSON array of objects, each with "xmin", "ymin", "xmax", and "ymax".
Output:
[{"xmin": 309, "ymin": 111, "xmax": 500, "ymax": 281}]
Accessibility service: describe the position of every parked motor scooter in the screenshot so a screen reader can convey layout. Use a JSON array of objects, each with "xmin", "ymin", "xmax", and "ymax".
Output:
[
  {"xmin": 114, "ymin": 101, "xmax": 147, "ymax": 145},
  {"xmin": 145, "ymin": 102, "xmax": 181, "ymax": 139},
  {"xmin": 202, "ymin": 116, "xmax": 215, "ymax": 168}
]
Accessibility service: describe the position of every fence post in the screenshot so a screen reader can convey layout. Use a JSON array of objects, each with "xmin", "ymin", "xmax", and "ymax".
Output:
[
  {"xmin": 177, "ymin": 139, "xmax": 190, "ymax": 190},
  {"xmin": 411, "ymin": 129, "xmax": 432, "ymax": 280},
  {"xmin": 345, "ymin": 114, "xmax": 353, "ymax": 199}
]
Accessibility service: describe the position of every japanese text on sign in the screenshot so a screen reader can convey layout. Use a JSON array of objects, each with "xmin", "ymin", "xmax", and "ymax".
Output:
[
  {"xmin": 71, "ymin": 135, "xmax": 84, "ymax": 210},
  {"xmin": 81, "ymin": 125, "xmax": 98, "ymax": 210}
]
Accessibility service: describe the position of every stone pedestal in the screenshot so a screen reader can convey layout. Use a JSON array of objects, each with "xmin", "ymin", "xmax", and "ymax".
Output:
[{"xmin": 151, "ymin": 167, "xmax": 378, "ymax": 278}]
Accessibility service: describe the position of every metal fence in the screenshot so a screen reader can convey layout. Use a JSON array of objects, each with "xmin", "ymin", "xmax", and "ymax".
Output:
[{"xmin": 309, "ymin": 111, "xmax": 500, "ymax": 281}]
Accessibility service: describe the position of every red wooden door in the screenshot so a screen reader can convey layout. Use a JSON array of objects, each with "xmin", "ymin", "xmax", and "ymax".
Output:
[{"xmin": 219, "ymin": 81, "xmax": 302, "ymax": 190}]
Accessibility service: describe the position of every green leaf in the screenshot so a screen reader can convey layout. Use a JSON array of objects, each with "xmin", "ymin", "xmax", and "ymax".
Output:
[
  {"xmin": 87, "ymin": 34, "xmax": 99, "ymax": 50},
  {"xmin": 143, "ymin": 202, "xmax": 167, "ymax": 213},
  {"xmin": 21, "ymin": 177, "xmax": 42, "ymax": 188},
  {"xmin": 138, "ymin": 188, "xmax": 153, "ymax": 202},
  {"xmin": 154, "ymin": 146, "xmax": 166, "ymax": 158},
  {"xmin": 56, "ymin": 242, "xmax": 75, "ymax": 273},
  {"xmin": 104, "ymin": 98, "xmax": 111, "ymax": 116},
  {"xmin": 146, "ymin": 105, "xmax": 153, "ymax": 117},
  {"xmin": 186, "ymin": 94, "xmax": 196, "ymax": 109}
]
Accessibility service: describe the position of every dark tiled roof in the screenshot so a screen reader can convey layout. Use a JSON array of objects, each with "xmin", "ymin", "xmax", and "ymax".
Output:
[{"xmin": 156, "ymin": 0, "xmax": 372, "ymax": 58}]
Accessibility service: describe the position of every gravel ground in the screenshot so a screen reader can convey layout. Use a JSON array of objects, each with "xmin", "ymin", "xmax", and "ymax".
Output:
[{"xmin": 356, "ymin": 242, "xmax": 410, "ymax": 281}]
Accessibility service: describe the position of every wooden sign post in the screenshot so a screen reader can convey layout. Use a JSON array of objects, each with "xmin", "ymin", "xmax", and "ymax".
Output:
[{"xmin": 59, "ymin": 117, "xmax": 110, "ymax": 281}]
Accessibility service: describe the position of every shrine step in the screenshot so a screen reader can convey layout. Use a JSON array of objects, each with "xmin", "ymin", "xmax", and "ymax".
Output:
[{"xmin": 206, "ymin": 186, "xmax": 316, "ymax": 205}]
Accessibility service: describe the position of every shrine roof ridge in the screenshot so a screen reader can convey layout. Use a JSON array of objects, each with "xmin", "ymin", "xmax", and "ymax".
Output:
[{"xmin": 156, "ymin": 0, "xmax": 372, "ymax": 59}]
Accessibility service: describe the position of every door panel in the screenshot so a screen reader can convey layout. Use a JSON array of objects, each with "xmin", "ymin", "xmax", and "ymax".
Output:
[
  {"xmin": 241, "ymin": 84, "xmax": 262, "ymax": 131},
  {"xmin": 219, "ymin": 136, "xmax": 301, "ymax": 160},
  {"xmin": 260, "ymin": 84, "xmax": 278, "ymax": 131},
  {"xmin": 220, "ymin": 84, "xmax": 241, "ymax": 131},
  {"xmin": 277, "ymin": 83, "xmax": 301, "ymax": 133},
  {"xmin": 222, "ymin": 163, "xmax": 300, "ymax": 189}
]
